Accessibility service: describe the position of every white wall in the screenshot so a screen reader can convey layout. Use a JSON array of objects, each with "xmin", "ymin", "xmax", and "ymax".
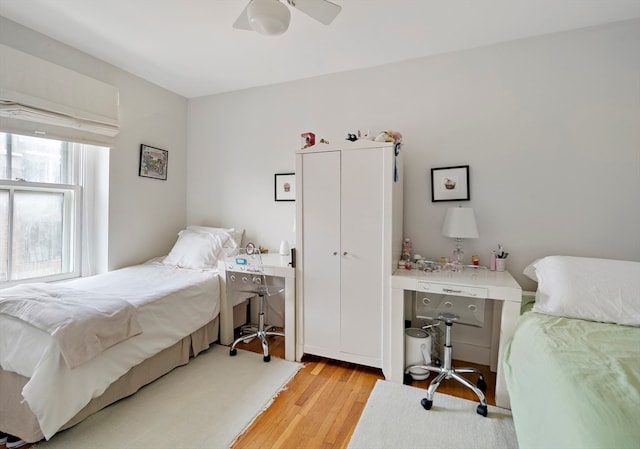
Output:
[
  {"xmin": 188, "ymin": 19, "xmax": 640, "ymax": 291},
  {"xmin": 3, "ymin": 17, "xmax": 636, "ymax": 289},
  {"xmin": 0, "ymin": 17, "xmax": 188, "ymax": 270}
]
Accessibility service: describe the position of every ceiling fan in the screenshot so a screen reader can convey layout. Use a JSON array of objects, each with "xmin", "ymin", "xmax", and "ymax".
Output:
[{"xmin": 233, "ymin": 0, "xmax": 342, "ymax": 36}]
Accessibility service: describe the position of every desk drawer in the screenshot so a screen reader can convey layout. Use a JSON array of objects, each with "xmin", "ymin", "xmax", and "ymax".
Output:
[{"xmin": 417, "ymin": 281, "xmax": 488, "ymax": 299}]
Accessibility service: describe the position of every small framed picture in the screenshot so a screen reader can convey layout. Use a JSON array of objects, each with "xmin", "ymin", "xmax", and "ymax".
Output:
[
  {"xmin": 274, "ymin": 173, "xmax": 295, "ymax": 202},
  {"xmin": 431, "ymin": 165, "xmax": 470, "ymax": 202},
  {"xmin": 139, "ymin": 144, "xmax": 168, "ymax": 180}
]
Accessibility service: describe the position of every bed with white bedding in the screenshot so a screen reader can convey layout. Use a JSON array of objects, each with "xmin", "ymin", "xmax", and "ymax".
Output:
[
  {"xmin": 0, "ymin": 225, "xmax": 243, "ymax": 444},
  {"xmin": 504, "ymin": 256, "xmax": 640, "ymax": 449}
]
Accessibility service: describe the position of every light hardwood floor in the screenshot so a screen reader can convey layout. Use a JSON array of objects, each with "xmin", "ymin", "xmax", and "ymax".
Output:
[
  {"xmin": 2, "ymin": 332, "xmax": 495, "ymax": 449},
  {"xmin": 231, "ymin": 331, "xmax": 496, "ymax": 449}
]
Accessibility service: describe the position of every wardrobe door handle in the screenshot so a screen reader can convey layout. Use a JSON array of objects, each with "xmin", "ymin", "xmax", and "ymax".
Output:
[
  {"xmin": 343, "ymin": 252, "xmax": 348, "ymax": 256},
  {"xmin": 333, "ymin": 251, "xmax": 338, "ymax": 256}
]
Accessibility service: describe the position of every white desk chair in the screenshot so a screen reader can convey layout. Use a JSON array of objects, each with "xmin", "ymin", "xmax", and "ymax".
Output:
[{"xmin": 223, "ymin": 247, "xmax": 285, "ymax": 362}]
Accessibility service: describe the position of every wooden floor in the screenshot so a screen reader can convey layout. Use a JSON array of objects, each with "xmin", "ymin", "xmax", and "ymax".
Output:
[
  {"xmin": 2, "ymin": 332, "xmax": 495, "ymax": 449},
  {"xmin": 231, "ymin": 332, "xmax": 496, "ymax": 449}
]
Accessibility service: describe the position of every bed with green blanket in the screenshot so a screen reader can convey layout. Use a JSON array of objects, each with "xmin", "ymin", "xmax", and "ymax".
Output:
[{"xmin": 504, "ymin": 258, "xmax": 640, "ymax": 449}]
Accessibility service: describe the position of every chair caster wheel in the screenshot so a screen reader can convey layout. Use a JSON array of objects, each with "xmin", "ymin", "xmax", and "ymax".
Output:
[
  {"xmin": 403, "ymin": 373, "xmax": 413, "ymax": 385},
  {"xmin": 476, "ymin": 404, "xmax": 488, "ymax": 417},
  {"xmin": 263, "ymin": 355, "xmax": 271, "ymax": 362},
  {"xmin": 477, "ymin": 376, "xmax": 487, "ymax": 392},
  {"xmin": 230, "ymin": 348, "xmax": 237, "ymax": 356},
  {"xmin": 421, "ymin": 398, "xmax": 433, "ymax": 410}
]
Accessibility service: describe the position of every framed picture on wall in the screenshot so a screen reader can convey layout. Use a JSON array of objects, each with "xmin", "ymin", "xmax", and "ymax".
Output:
[
  {"xmin": 274, "ymin": 173, "xmax": 295, "ymax": 201},
  {"xmin": 139, "ymin": 144, "xmax": 168, "ymax": 180},
  {"xmin": 431, "ymin": 165, "xmax": 470, "ymax": 202}
]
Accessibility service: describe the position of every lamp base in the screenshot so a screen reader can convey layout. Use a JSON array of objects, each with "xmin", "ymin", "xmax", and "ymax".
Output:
[{"xmin": 453, "ymin": 240, "xmax": 464, "ymax": 263}]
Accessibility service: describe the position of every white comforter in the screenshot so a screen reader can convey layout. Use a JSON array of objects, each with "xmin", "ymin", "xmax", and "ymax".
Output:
[
  {"xmin": 0, "ymin": 262, "xmax": 220, "ymax": 439},
  {"xmin": 0, "ymin": 283, "xmax": 142, "ymax": 369}
]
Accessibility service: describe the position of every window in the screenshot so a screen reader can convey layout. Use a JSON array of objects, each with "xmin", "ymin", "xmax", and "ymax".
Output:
[{"xmin": 0, "ymin": 132, "xmax": 83, "ymax": 284}]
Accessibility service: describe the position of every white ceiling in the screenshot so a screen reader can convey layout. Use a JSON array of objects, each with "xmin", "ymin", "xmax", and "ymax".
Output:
[{"xmin": 1, "ymin": 0, "xmax": 639, "ymax": 99}]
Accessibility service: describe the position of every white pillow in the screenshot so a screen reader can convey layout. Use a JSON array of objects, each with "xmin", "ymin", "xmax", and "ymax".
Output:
[
  {"xmin": 163, "ymin": 230, "xmax": 229, "ymax": 269},
  {"xmin": 531, "ymin": 256, "xmax": 640, "ymax": 326},
  {"xmin": 186, "ymin": 225, "xmax": 244, "ymax": 248},
  {"xmin": 522, "ymin": 259, "xmax": 539, "ymax": 281}
]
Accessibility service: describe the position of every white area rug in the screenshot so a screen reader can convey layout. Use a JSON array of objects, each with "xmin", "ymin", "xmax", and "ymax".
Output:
[
  {"xmin": 34, "ymin": 344, "xmax": 301, "ymax": 449},
  {"xmin": 348, "ymin": 380, "xmax": 518, "ymax": 449}
]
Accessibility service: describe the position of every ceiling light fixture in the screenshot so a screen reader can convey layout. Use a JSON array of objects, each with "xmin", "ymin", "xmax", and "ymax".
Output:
[
  {"xmin": 234, "ymin": 0, "xmax": 341, "ymax": 36},
  {"xmin": 247, "ymin": 0, "xmax": 291, "ymax": 36}
]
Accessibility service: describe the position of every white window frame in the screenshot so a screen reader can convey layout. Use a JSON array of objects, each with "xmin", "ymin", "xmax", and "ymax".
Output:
[{"xmin": 1, "ymin": 134, "xmax": 83, "ymax": 286}]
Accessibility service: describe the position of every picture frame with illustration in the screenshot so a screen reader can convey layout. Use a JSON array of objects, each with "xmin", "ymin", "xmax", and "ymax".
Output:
[
  {"xmin": 139, "ymin": 144, "xmax": 168, "ymax": 180},
  {"xmin": 274, "ymin": 173, "xmax": 295, "ymax": 201},
  {"xmin": 431, "ymin": 165, "xmax": 470, "ymax": 202}
]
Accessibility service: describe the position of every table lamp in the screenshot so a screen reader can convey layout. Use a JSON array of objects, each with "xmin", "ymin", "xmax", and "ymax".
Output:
[{"xmin": 442, "ymin": 207, "xmax": 479, "ymax": 263}]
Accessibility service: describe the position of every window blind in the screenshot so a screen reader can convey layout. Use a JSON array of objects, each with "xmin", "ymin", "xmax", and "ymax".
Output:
[{"xmin": 0, "ymin": 44, "xmax": 119, "ymax": 146}]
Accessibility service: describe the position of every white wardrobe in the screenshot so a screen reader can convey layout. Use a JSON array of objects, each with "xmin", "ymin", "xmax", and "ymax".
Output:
[{"xmin": 295, "ymin": 141, "xmax": 403, "ymax": 368}]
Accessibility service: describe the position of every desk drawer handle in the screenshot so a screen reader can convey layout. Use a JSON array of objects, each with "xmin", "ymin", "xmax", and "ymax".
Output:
[{"xmin": 443, "ymin": 288, "xmax": 477, "ymax": 297}]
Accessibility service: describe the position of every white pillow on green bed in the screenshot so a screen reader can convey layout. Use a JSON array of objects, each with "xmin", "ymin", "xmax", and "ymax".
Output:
[{"xmin": 530, "ymin": 256, "xmax": 640, "ymax": 326}]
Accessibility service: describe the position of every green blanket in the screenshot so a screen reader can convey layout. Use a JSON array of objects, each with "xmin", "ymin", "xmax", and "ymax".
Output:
[{"xmin": 504, "ymin": 310, "xmax": 640, "ymax": 449}]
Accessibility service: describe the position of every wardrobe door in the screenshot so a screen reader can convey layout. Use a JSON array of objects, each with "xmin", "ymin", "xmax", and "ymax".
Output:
[
  {"xmin": 301, "ymin": 151, "xmax": 341, "ymax": 352},
  {"xmin": 339, "ymin": 148, "xmax": 384, "ymax": 359}
]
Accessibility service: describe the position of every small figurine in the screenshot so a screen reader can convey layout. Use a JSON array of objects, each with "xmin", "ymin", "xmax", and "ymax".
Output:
[
  {"xmin": 401, "ymin": 238, "xmax": 412, "ymax": 261},
  {"xmin": 301, "ymin": 132, "xmax": 315, "ymax": 149}
]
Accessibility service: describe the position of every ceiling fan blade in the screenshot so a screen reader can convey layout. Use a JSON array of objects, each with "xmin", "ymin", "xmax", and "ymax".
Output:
[
  {"xmin": 288, "ymin": 0, "xmax": 341, "ymax": 25},
  {"xmin": 233, "ymin": 3, "xmax": 253, "ymax": 30}
]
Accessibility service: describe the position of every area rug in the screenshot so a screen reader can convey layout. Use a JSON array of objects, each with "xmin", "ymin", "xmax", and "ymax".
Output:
[
  {"xmin": 348, "ymin": 380, "xmax": 518, "ymax": 449},
  {"xmin": 34, "ymin": 344, "xmax": 301, "ymax": 449}
]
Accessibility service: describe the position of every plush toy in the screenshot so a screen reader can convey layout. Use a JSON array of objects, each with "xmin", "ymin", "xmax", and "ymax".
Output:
[{"xmin": 374, "ymin": 130, "xmax": 403, "ymax": 143}]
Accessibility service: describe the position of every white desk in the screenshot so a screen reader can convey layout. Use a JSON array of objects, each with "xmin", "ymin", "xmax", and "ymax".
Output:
[
  {"xmin": 384, "ymin": 268, "xmax": 522, "ymax": 409},
  {"xmin": 218, "ymin": 253, "xmax": 296, "ymax": 361}
]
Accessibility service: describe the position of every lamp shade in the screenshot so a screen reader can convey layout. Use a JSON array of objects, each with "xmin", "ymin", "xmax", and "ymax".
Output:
[
  {"xmin": 247, "ymin": 0, "xmax": 291, "ymax": 35},
  {"xmin": 442, "ymin": 207, "xmax": 479, "ymax": 239}
]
